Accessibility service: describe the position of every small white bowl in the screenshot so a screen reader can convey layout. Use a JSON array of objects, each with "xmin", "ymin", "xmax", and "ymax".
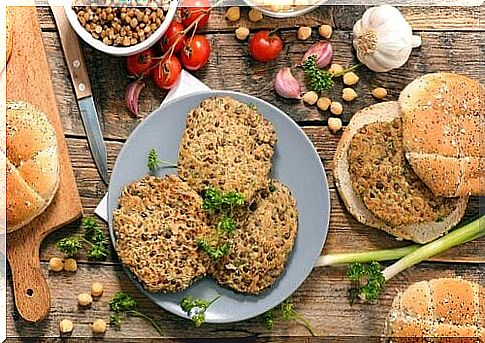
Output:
[
  {"xmin": 64, "ymin": 1, "xmax": 178, "ymax": 57},
  {"xmin": 243, "ymin": 0, "xmax": 326, "ymax": 18}
]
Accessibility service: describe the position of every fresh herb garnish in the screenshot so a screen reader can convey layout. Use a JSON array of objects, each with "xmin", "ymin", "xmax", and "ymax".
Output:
[
  {"xmin": 302, "ymin": 55, "xmax": 360, "ymax": 93},
  {"xmin": 196, "ymin": 239, "xmax": 231, "ymax": 260},
  {"xmin": 202, "ymin": 187, "xmax": 245, "ymax": 213},
  {"xmin": 180, "ymin": 295, "xmax": 220, "ymax": 327},
  {"xmin": 147, "ymin": 148, "xmax": 177, "ymax": 172},
  {"xmin": 109, "ymin": 291, "xmax": 164, "ymax": 335},
  {"xmin": 347, "ymin": 262, "xmax": 386, "ymax": 304},
  {"xmin": 261, "ymin": 298, "xmax": 316, "ymax": 336},
  {"xmin": 217, "ymin": 215, "xmax": 236, "ymax": 234},
  {"xmin": 247, "ymin": 103, "xmax": 258, "ymax": 111},
  {"xmin": 56, "ymin": 217, "xmax": 109, "ymax": 261}
]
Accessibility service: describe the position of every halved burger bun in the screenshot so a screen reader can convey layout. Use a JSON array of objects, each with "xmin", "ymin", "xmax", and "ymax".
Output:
[
  {"xmin": 400, "ymin": 72, "xmax": 484, "ymax": 197},
  {"xmin": 333, "ymin": 102, "xmax": 468, "ymax": 243}
]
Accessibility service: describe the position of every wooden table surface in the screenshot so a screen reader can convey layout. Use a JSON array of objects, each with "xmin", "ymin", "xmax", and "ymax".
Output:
[{"xmin": 7, "ymin": 4, "xmax": 484, "ymax": 341}]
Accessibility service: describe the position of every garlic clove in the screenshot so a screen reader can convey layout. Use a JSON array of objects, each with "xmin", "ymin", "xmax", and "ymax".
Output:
[
  {"xmin": 274, "ymin": 67, "xmax": 301, "ymax": 99},
  {"xmin": 302, "ymin": 41, "xmax": 333, "ymax": 68},
  {"xmin": 125, "ymin": 81, "xmax": 145, "ymax": 117}
]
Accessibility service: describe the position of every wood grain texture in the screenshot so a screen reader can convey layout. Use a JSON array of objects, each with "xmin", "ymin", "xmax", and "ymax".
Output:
[
  {"xmin": 6, "ymin": 6, "xmax": 83, "ymax": 323},
  {"xmin": 38, "ymin": 30, "xmax": 484, "ymax": 140},
  {"xmin": 6, "ymin": 261, "xmax": 484, "ymax": 338}
]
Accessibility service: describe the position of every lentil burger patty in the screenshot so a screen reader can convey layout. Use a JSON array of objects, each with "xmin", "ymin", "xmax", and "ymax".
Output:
[
  {"xmin": 113, "ymin": 175, "xmax": 211, "ymax": 293},
  {"xmin": 348, "ymin": 118, "xmax": 459, "ymax": 227},
  {"xmin": 211, "ymin": 181, "xmax": 298, "ymax": 294},
  {"xmin": 178, "ymin": 96, "xmax": 276, "ymax": 202}
]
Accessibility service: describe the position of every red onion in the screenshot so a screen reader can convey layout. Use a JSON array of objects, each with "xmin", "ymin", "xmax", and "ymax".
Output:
[
  {"xmin": 302, "ymin": 41, "xmax": 333, "ymax": 68},
  {"xmin": 125, "ymin": 81, "xmax": 145, "ymax": 117},
  {"xmin": 274, "ymin": 67, "xmax": 301, "ymax": 99}
]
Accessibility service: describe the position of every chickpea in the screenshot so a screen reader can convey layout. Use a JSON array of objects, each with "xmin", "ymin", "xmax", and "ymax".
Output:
[
  {"xmin": 78, "ymin": 293, "xmax": 93, "ymax": 307},
  {"xmin": 59, "ymin": 319, "xmax": 74, "ymax": 334},
  {"xmin": 248, "ymin": 9, "xmax": 263, "ymax": 22},
  {"xmin": 317, "ymin": 97, "xmax": 331, "ymax": 111},
  {"xmin": 91, "ymin": 282, "xmax": 104, "ymax": 297},
  {"xmin": 328, "ymin": 63, "xmax": 344, "ymax": 75},
  {"xmin": 235, "ymin": 27, "xmax": 250, "ymax": 41},
  {"xmin": 302, "ymin": 91, "xmax": 318, "ymax": 105},
  {"xmin": 372, "ymin": 87, "xmax": 388, "ymax": 100},
  {"xmin": 91, "ymin": 319, "xmax": 107, "ymax": 334},
  {"xmin": 48, "ymin": 257, "xmax": 64, "ymax": 272},
  {"xmin": 318, "ymin": 24, "xmax": 332, "ymax": 39},
  {"xmin": 343, "ymin": 72, "xmax": 359, "ymax": 86},
  {"xmin": 297, "ymin": 26, "xmax": 312, "ymax": 40},
  {"xmin": 63, "ymin": 258, "xmax": 77, "ymax": 272},
  {"xmin": 330, "ymin": 101, "xmax": 343, "ymax": 115},
  {"xmin": 225, "ymin": 7, "xmax": 240, "ymax": 22},
  {"xmin": 328, "ymin": 117, "xmax": 342, "ymax": 133},
  {"xmin": 342, "ymin": 88, "xmax": 358, "ymax": 102}
]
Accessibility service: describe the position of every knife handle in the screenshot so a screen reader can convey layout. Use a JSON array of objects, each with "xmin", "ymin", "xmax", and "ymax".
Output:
[{"xmin": 50, "ymin": 6, "xmax": 92, "ymax": 100}]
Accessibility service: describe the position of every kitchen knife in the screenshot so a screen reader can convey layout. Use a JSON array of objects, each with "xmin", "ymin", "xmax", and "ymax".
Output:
[{"xmin": 50, "ymin": 5, "xmax": 109, "ymax": 185}]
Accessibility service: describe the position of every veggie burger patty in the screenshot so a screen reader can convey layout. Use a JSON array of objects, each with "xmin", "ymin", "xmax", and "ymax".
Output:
[{"xmin": 348, "ymin": 118, "xmax": 460, "ymax": 227}]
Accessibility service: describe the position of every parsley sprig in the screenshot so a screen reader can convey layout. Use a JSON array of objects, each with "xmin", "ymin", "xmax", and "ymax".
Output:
[
  {"xmin": 147, "ymin": 148, "xmax": 177, "ymax": 172},
  {"xmin": 202, "ymin": 187, "xmax": 245, "ymax": 213},
  {"xmin": 180, "ymin": 295, "xmax": 220, "ymax": 327},
  {"xmin": 109, "ymin": 292, "xmax": 164, "ymax": 335},
  {"xmin": 302, "ymin": 55, "xmax": 361, "ymax": 93},
  {"xmin": 56, "ymin": 217, "xmax": 109, "ymax": 261},
  {"xmin": 262, "ymin": 298, "xmax": 316, "ymax": 336},
  {"xmin": 347, "ymin": 262, "xmax": 386, "ymax": 304},
  {"xmin": 196, "ymin": 239, "xmax": 231, "ymax": 260}
]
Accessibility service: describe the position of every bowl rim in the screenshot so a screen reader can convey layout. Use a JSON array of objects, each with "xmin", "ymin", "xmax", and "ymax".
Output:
[
  {"xmin": 242, "ymin": 0, "xmax": 326, "ymax": 18},
  {"xmin": 64, "ymin": 0, "xmax": 178, "ymax": 56}
]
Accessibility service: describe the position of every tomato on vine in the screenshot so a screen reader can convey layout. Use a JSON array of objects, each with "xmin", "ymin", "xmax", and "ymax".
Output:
[
  {"xmin": 180, "ymin": 35, "xmax": 211, "ymax": 71},
  {"xmin": 180, "ymin": 0, "xmax": 210, "ymax": 29},
  {"xmin": 152, "ymin": 55, "xmax": 182, "ymax": 90}
]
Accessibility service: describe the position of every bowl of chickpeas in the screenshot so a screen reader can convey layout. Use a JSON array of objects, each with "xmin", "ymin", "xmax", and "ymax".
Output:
[{"xmin": 65, "ymin": 0, "xmax": 178, "ymax": 56}]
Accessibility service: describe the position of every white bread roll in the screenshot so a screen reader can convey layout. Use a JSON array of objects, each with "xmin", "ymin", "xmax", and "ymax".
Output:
[
  {"xmin": 333, "ymin": 101, "xmax": 468, "ymax": 243},
  {"xmin": 386, "ymin": 278, "xmax": 484, "ymax": 340},
  {"xmin": 6, "ymin": 101, "xmax": 59, "ymax": 233},
  {"xmin": 399, "ymin": 72, "xmax": 484, "ymax": 197}
]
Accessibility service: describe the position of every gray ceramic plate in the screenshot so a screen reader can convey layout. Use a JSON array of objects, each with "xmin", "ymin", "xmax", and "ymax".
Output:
[{"xmin": 108, "ymin": 90, "xmax": 330, "ymax": 323}]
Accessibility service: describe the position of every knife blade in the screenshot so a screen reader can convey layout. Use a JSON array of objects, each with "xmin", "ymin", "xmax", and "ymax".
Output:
[{"xmin": 50, "ymin": 5, "xmax": 109, "ymax": 184}]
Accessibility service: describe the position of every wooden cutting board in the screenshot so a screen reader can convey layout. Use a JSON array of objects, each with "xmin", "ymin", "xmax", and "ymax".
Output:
[{"xmin": 6, "ymin": 6, "xmax": 83, "ymax": 322}]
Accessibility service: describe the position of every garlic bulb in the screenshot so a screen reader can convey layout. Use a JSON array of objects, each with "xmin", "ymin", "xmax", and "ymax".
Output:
[{"xmin": 353, "ymin": 5, "xmax": 422, "ymax": 72}]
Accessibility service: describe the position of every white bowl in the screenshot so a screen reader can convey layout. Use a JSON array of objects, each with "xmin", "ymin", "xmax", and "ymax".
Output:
[
  {"xmin": 64, "ymin": 1, "xmax": 178, "ymax": 57},
  {"xmin": 243, "ymin": 0, "xmax": 326, "ymax": 18}
]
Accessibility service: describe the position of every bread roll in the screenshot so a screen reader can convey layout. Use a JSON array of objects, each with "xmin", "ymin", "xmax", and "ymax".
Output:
[
  {"xmin": 399, "ymin": 72, "xmax": 484, "ymax": 197},
  {"xmin": 386, "ymin": 278, "xmax": 483, "ymax": 339},
  {"xmin": 333, "ymin": 101, "xmax": 467, "ymax": 243},
  {"xmin": 6, "ymin": 101, "xmax": 59, "ymax": 233},
  {"xmin": 6, "ymin": 7, "xmax": 13, "ymax": 64}
]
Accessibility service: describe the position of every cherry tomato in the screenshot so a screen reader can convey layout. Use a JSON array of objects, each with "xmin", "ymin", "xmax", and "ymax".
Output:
[
  {"xmin": 160, "ymin": 21, "xmax": 186, "ymax": 53},
  {"xmin": 249, "ymin": 31, "xmax": 283, "ymax": 63},
  {"xmin": 152, "ymin": 55, "xmax": 182, "ymax": 90},
  {"xmin": 180, "ymin": 35, "xmax": 210, "ymax": 71},
  {"xmin": 126, "ymin": 48, "xmax": 156, "ymax": 76},
  {"xmin": 180, "ymin": 0, "xmax": 210, "ymax": 29}
]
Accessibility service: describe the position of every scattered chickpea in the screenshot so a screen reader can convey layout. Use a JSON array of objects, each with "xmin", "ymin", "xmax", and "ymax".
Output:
[
  {"xmin": 63, "ymin": 258, "xmax": 77, "ymax": 272},
  {"xmin": 59, "ymin": 319, "xmax": 74, "ymax": 334},
  {"xmin": 91, "ymin": 282, "xmax": 104, "ymax": 297},
  {"xmin": 317, "ymin": 97, "xmax": 331, "ymax": 111},
  {"xmin": 328, "ymin": 117, "xmax": 342, "ymax": 133},
  {"xmin": 328, "ymin": 63, "xmax": 344, "ymax": 75},
  {"xmin": 235, "ymin": 27, "xmax": 250, "ymax": 41},
  {"xmin": 372, "ymin": 87, "xmax": 388, "ymax": 100},
  {"xmin": 78, "ymin": 293, "xmax": 93, "ymax": 307},
  {"xmin": 302, "ymin": 91, "xmax": 319, "ymax": 105},
  {"xmin": 318, "ymin": 24, "xmax": 332, "ymax": 39},
  {"xmin": 330, "ymin": 101, "xmax": 343, "ymax": 115},
  {"xmin": 343, "ymin": 72, "xmax": 359, "ymax": 86},
  {"xmin": 49, "ymin": 257, "xmax": 64, "ymax": 272},
  {"xmin": 91, "ymin": 319, "xmax": 107, "ymax": 334},
  {"xmin": 342, "ymin": 88, "xmax": 358, "ymax": 102},
  {"xmin": 225, "ymin": 7, "xmax": 240, "ymax": 22},
  {"xmin": 297, "ymin": 26, "xmax": 312, "ymax": 40},
  {"xmin": 248, "ymin": 9, "xmax": 263, "ymax": 22}
]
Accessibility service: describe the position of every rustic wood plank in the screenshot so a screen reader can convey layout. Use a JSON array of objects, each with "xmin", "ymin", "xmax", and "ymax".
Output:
[
  {"xmin": 34, "ymin": 136, "xmax": 483, "ymax": 264},
  {"xmin": 6, "ymin": 261, "xmax": 484, "ymax": 338},
  {"xmin": 40, "ymin": 30, "xmax": 484, "ymax": 139},
  {"xmin": 37, "ymin": 6, "xmax": 484, "ymax": 32}
]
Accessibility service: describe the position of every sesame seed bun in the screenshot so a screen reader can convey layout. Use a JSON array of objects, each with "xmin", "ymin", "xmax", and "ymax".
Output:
[
  {"xmin": 399, "ymin": 73, "xmax": 484, "ymax": 197},
  {"xmin": 333, "ymin": 101, "xmax": 467, "ymax": 243},
  {"xmin": 6, "ymin": 101, "xmax": 59, "ymax": 233},
  {"xmin": 386, "ymin": 278, "xmax": 483, "ymax": 339}
]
